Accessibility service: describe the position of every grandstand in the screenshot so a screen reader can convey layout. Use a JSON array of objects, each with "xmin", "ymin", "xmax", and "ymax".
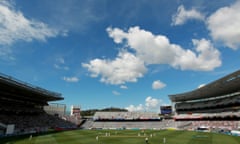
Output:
[
  {"xmin": 93, "ymin": 112, "xmax": 160, "ymax": 121},
  {"xmin": 80, "ymin": 70, "xmax": 240, "ymax": 133},
  {"xmin": 83, "ymin": 112, "xmax": 166, "ymax": 130},
  {"xmin": 0, "ymin": 73, "xmax": 76, "ymax": 136},
  {"xmin": 169, "ymin": 69, "xmax": 240, "ymax": 131},
  {"xmin": 80, "ymin": 112, "xmax": 192, "ymax": 130},
  {"xmin": 1, "ymin": 69, "xmax": 240, "ymax": 138},
  {"xmin": 1, "ymin": 70, "xmax": 240, "ymax": 143}
]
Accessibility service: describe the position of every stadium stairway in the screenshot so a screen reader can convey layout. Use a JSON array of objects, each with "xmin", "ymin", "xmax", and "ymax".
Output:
[{"xmin": 80, "ymin": 119, "xmax": 94, "ymax": 129}]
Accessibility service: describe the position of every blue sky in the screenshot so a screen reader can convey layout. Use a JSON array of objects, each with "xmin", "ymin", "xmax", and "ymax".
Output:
[{"xmin": 0, "ymin": 0, "xmax": 240, "ymax": 112}]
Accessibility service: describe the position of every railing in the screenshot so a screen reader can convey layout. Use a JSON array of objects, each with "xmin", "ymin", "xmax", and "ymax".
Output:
[{"xmin": 0, "ymin": 72, "xmax": 62, "ymax": 98}]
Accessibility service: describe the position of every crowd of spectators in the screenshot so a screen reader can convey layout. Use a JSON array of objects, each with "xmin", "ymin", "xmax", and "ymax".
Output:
[
  {"xmin": 93, "ymin": 112, "xmax": 160, "ymax": 121},
  {"xmin": 191, "ymin": 120, "xmax": 239, "ymax": 131},
  {"xmin": 0, "ymin": 112, "xmax": 77, "ymax": 135},
  {"xmin": 174, "ymin": 111, "xmax": 240, "ymax": 120},
  {"xmin": 0, "ymin": 100, "xmax": 77, "ymax": 135},
  {"xmin": 173, "ymin": 112, "xmax": 240, "ymax": 131},
  {"xmin": 89, "ymin": 112, "xmax": 240, "ymax": 131},
  {"xmin": 176, "ymin": 94, "xmax": 240, "ymax": 114}
]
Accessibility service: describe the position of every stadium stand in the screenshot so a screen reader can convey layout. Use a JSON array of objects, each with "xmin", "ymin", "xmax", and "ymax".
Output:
[
  {"xmin": 79, "ymin": 70, "xmax": 240, "ymax": 132},
  {"xmin": 88, "ymin": 112, "xmax": 166, "ymax": 130},
  {"xmin": 83, "ymin": 112, "xmax": 191, "ymax": 130},
  {"xmin": 169, "ymin": 69, "xmax": 240, "ymax": 131},
  {"xmin": 0, "ymin": 73, "xmax": 76, "ymax": 136},
  {"xmin": 93, "ymin": 112, "xmax": 160, "ymax": 121}
]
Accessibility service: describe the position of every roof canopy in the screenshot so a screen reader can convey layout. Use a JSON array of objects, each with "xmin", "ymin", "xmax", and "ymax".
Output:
[
  {"xmin": 0, "ymin": 73, "xmax": 63, "ymax": 105},
  {"xmin": 169, "ymin": 69, "xmax": 240, "ymax": 102}
]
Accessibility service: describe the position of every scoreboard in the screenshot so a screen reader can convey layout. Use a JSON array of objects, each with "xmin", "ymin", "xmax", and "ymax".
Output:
[{"xmin": 160, "ymin": 106, "xmax": 172, "ymax": 114}]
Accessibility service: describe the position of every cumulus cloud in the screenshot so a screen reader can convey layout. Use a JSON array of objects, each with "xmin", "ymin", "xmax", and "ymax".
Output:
[
  {"xmin": 126, "ymin": 104, "xmax": 144, "ymax": 112},
  {"xmin": 107, "ymin": 26, "xmax": 175, "ymax": 65},
  {"xmin": 145, "ymin": 96, "xmax": 160, "ymax": 109},
  {"xmin": 83, "ymin": 26, "xmax": 221, "ymax": 85},
  {"xmin": 107, "ymin": 26, "xmax": 221, "ymax": 71},
  {"xmin": 63, "ymin": 76, "xmax": 79, "ymax": 83},
  {"xmin": 126, "ymin": 96, "xmax": 161, "ymax": 112},
  {"xmin": 152, "ymin": 80, "xmax": 166, "ymax": 90},
  {"xmin": 82, "ymin": 51, "xmax": 147, "ymax": 85},
  {"xmin": 172, "ymin": 5, "xmax": 205, "ymax": 26},
  {"xmin": 0, "ymin": 0, "xmax": 62, "ymax": 46},
  {"xmin": 207, "ymin": 1, "xmax": 240, "ymax": 49},
  {"xmin": 171, "ymin": 38, "xmax": 221, "ymax": 71}
]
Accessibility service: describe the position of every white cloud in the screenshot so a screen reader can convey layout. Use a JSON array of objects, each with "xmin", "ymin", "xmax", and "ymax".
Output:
[
  {"xmin": 172, "ymin": 5, "xmax": 205, "ymax": 26},
  {"xmin": 145, "ymin": 96, "xmax": 160, "ymax": 109},
  {"xmin": 108, "ymin": 27, "xmax": 175, "ymax": 65},
  {"xmin": 107, "ymin": 27, "xmax": 127, "ymax": 44},
  {"xmin": 84, "ymin": 26, "xmax": 221, "ymax": 85},
  {"xmin": 125, "ymin": 104, "xmax": 144, "ymax": 112},
  {"xmin": 207, "ymin": 1, "xmax": 240, "ymax": 49},
  {"xmin": 54, "ymin": 57, "xmax": 69, "ymax": 70},
  {"xmin": 120, "ymin": 85, "xmax": 128, "ymax": 89},
  {"xmin": 126, "ymin": 96, "xmax": 162, "ymax": 112},
  {"xmin": 82, "ymin": 51, "xmax": 147, "ymax": 85},
  {"xmin": 171, "ymin": 38, "xmax": 221, "ymax": 71},
  {"xmin": 152, "ymin": 80, "xmax": 166, "ymax": 90},
  {"xmin": 112, "ymin": 90, "xmax": 121, "ymax": 96},
  {"xmin": 107, "ymin": 26, "xmax": 221, "ymax": 71},
  {"xmin": 0, "ymin": 0, "xmax": 62, "ymax": 46},
  {"xmin": 63, "ymin": 76, "xmax": 79, "ymax": 83}
]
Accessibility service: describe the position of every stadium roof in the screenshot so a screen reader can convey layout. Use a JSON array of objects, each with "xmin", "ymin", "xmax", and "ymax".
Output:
[
  {"xmin": 169, "ymin": 69, "xmax": 240, "ymax": 102},
  {"xmin": 0, "ymin": 72, "xmax": 63, "ymax": 105}
]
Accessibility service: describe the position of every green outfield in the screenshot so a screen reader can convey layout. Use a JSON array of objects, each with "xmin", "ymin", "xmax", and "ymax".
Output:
[{"xmin": 1, "ymin": 129, "xmax": 240, "ymax": 144}]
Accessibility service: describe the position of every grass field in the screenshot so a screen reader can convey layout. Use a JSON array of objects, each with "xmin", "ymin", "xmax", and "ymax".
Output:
[{"xmin": 1, "ymin": 129, "xmax": 240, "ymax": 144}]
